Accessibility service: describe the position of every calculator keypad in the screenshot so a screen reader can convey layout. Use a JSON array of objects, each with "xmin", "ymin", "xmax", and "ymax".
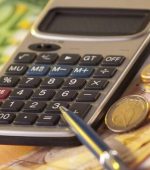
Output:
[{"xmin": 0, "ymin": 52, "xmax": 125, "ymax": 127}]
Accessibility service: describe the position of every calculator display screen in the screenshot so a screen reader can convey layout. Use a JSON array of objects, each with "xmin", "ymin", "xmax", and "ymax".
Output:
[{"xmin": 39, "ymin": 8, "xmax": 149, "ymax": 36}]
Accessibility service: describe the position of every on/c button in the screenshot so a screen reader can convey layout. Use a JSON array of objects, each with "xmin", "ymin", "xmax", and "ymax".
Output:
[{"xmin": 0, "ymin": 88, "xmax": 11, "ymax": 99}]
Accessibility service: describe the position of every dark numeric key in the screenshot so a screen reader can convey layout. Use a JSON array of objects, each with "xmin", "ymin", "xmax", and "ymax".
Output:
[
  {"xmin": 6, "ymin": 64, "xmax": 28, "ymax": 75},
  {"xmin": 70, "ymin": 103, "xmax": 92, "ymax": 118},
  {"xmin": 14, "ymin": 52, "xmax": 36, "ymax": 63},
  {"xmin": 31, "ymin": 89, "xmax": 55, "ymax": 101},
  {"xmin": 94, "ymin": 67, "xmax": 117, "ymax": 78},
  {"xmin": 0, "ymin": 76, "xmax": 19, "ymax": 87},
  {"xmin": 1, "ymin": 100, "xmax": 24, "ymax": 112},
  {"xmin": 36, "ymin": 53, "xmax": 58, "ymax": 64},
  {"xmin": 80, "ymin": 54, "xmax": 103, "ymax": 66},
  {"xmin": 54, "ymin": 90, "xmax": 77, "ymax": 101},
  {"xmin": 58, "ymin": 54, "xmax": 80, "ymax": 65},
  {"xmin": 85, "ymin": 79, "xmax": 109, "ymax": 90},
  {"xmin": 101, "ymin": 56, "xmax": 125, "ymax": 66},
  {"xmin": 23, "ymin": 101, "xmax": 46, "ymax": 113},
  {"xmin": 40, "ymin": 78, "xmax": 63, "ymax": 89},
  {"xmin": 14, "ymin": 114, "xmax": 37, "ymax": 125},
  {"xmin": 46, "ymin": 102, "xmax": 69, "ymax": 114},
  {"xmin": 63, "ymin": 78, "xmax": 86, "ymax": 89},
  {"xmin": 36, "ymin": 114, "xmax": 60, "ymax": 126},
  {"xmin": 77, "ymin": 91, "xmax": 100, "ymax": 102},
  {"xmin": 19, "ymin": 77, "xmax": 41, "ymax": 88},
  {"xmin": 10, "ymin": 88, "xmax": 33, "ymax": 100},
  {"xmin": 0, "ymin": 113, "xmax": 16, "ymax": 124}
]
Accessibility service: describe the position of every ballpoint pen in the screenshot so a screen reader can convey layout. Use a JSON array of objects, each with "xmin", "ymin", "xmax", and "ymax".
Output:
[{"xmin": 59, "ymin": 106, "xmax": 129, "ymax": 170}]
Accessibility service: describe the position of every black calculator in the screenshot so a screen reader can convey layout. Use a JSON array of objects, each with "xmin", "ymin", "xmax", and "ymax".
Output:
[{"xmin": 0, "ymin": 0, "xmax": 150, "ymax": 145}]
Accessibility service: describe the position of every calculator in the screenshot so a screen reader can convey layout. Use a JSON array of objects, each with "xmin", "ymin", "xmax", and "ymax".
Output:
[{"xmin": 0, "ymin": 0, "xmax": 150, "ymax": 146}]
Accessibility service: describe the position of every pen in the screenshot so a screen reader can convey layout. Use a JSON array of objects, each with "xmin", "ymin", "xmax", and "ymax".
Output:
[{"xmin": 59, "ymin": 106, "xmax": 129, "ymax": 170}]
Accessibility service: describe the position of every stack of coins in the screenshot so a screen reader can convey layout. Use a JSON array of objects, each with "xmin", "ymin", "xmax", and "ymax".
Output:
[
  {"xmin": 105, "ymin": 64, "xmax": 150, "ymax": 133},
  {"xmin": 140, "ymin": 64, "xmax": 150, "ymax": 92}
]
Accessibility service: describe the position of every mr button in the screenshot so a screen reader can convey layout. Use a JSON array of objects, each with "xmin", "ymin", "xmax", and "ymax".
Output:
[{"xmin": 102, "ymin": 56, "xmax": 125, "ymax": 66}]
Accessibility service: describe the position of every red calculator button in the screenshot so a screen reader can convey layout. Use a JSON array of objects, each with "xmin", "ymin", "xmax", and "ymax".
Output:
[{"xmin": 0, "ymin": 88, "xmax": 11, "ymax": 99}]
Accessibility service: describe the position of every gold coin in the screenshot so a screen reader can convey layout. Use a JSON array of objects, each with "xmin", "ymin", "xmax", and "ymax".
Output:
[
  {"xmin": 105, "ymin": 95, "xmax": 149, "ymax": 133},
  {"xmin": 141, "ymin": 65, "xmax": 150, "ymax": 83}
]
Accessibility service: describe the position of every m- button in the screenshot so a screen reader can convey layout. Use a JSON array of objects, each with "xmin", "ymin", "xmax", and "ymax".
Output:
[{"xmin": 102, "ymin": 56, "xmax": 125, "ymax": 66}]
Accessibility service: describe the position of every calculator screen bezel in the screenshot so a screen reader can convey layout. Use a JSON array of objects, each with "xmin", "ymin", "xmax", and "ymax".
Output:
[{"xmin": 38, "ymin": 8, "xmax": 150, "ymax": 37}]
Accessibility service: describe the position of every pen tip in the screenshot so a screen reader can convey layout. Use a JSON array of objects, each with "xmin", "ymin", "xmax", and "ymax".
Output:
[{"xmin": 59, "ymin": 106, "xmax": 69, "ymax": 113}]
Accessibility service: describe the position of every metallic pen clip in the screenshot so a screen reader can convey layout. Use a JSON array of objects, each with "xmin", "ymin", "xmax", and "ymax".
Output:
[{"xmin": 100, "ymin": 150, "xmax": 128, "ymax": 170}]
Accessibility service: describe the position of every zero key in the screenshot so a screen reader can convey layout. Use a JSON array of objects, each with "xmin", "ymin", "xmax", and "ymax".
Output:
[{"xmin": 0, "ymin": 113, "xmax": 16, "ymax": 124}]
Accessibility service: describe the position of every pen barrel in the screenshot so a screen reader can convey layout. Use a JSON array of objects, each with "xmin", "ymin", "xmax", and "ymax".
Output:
[
  {"xmin": 74, "ymin": 118, "xmax": 129, "ymax": 170},
  {"xmin": 60, "ymin": 107, "xmax": 129, "ymax": 170},
  {"xmin": 67, "ymin": 109, "xmax": 110, "ymax": 157}
]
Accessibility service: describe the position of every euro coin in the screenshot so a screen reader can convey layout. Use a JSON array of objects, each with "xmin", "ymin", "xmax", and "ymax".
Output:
[
  {"xmin": 141, "ymin": 65, "xmax": 150, "ymax": 83},
  {"xmin": 105, "ymin": 95, "xmax": 149, "ymax": 133}
]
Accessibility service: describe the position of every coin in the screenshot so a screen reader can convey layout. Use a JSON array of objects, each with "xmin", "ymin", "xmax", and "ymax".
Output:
[
  {"xmin": 141, "ymin": 65, "xmax": 150, "ymax": 83},
  {"xmin": 105, "ymin": 95, "xmax": 149, "ymax": 133}
]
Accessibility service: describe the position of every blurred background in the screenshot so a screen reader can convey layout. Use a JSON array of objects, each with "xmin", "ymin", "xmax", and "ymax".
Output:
[{"xmin": 0, "ymin": 0, "xmax": 48, "ymax": 69}]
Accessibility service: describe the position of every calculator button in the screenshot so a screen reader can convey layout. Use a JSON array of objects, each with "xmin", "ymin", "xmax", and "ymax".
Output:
[
  {"xmin": 71, "ymin": 66, "xmax": 94, "ymax": 78},
  {"xmin": 14, "ymin": 114, "xmax": 37, "ymax": 125},
  {"xmin": 19, "ymin": 77, "xmax": 41, "ymax": 88},
  {"xmin": 70, "ymin": 103, "xmax": 92, "ymax": 118},
  {"xmin": 36, "ymin": 114, "xmax": 60, "ymax": 126},
  {"xmin": 1, "ymin": 100, "xmax": 24, "ymax": 112},
  {"xmin": 101, "ymin": 56, "xmax": 125, "ymax": 66},
  {"xmin": 80, "ymin": 54, "xmax": 103, "ymax": 66},
  {"xmin": 0, "ymin": 88, "xmax": 11, "ymax": 99},
  {"xmin": 31, "ymin": 89, "xmax": 55, "ymax": 101},
  {"xmin": 40, "ymin": 78, "xmax": 63, "ymax": 89},
  {"xmin": 63, "ymin": 78, "xmax": 86, "ymax": 89},
  {"xmin": 54, "ymin": 90, "xmax": 78, "ymax": 101},
  {"xmin": 94, "ymin": 67, "xmax": 117, "ymax": 78},
  {"xmin": 9, "ymin": 88, "xmax": 33, "ymax": 100},
  {"xmin": 46, "ymin": 102, "xmax": 69, "ymax": 114},
  {"xmin": 26, "ymin": 65, "xmax": 50, "ymax": 76},
  {"xmin": 48, "ymin": 66, "xmax": 72, "ymax": 77},
  {"xmin": 6, "ymin": 64, "xmax": 28, "ymax": 75},
  {"xmin": 0, "ymin": 76, "xmax": 19, "ymax": 87},
  {"xmin": 58, "ymin": 54, "xmax": 80, "ymax": 65},
  {"xmin": 36, "ymin": 53, "xmax": 58, "ymax": 64},
  {"xmin": 85, "ymin": 79, "xmax": 109, "ymax": 90},
  {"xmin": 23, "ymin": 101, "xmax": 46, "ymax": 113},
  {"xmin": 29, "ymin": 43, "xmax": 60, "ymax": 52},
  {"xmin": 0, "ymin": 113, "xmax": 15, "ymax": 124},
  {"xmin": 77, "ymin": 91, "xmax": 100, "ymax": 102},
  {"xmin": 14, "ymin": 52, "xmax": 36, "ymax": 63}
]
